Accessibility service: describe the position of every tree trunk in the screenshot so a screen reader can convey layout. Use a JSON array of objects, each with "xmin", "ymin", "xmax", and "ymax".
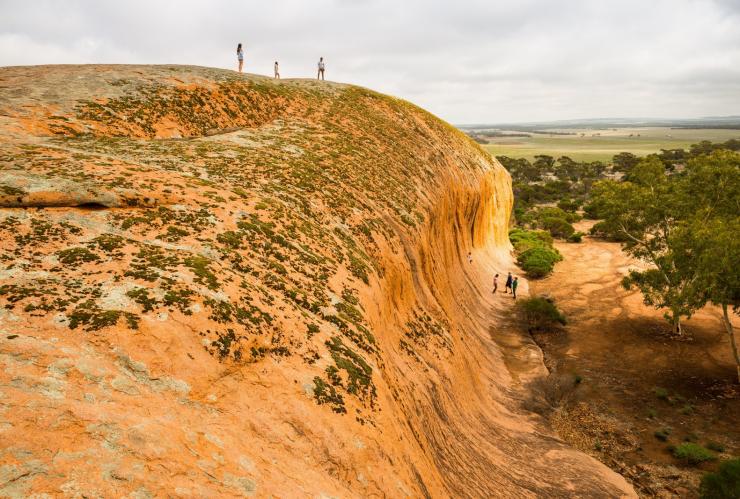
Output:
[
  {"xmin": 672, "ymin": 312, "xmax": 683, "ymax": 336},
  {"xmin": 722, "ymin": 303, "xmax": 740, "ymax": 384}
]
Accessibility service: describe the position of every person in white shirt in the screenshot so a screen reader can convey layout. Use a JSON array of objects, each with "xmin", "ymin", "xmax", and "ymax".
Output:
[
  {"xmin": 317, "ymin": 57, "xmax": 325, "ymax": 80},
  {"xmin": 237, "ymin": 43, "xmax": 244, "ymax": 73},
  {"xmin": 274, "ymin": 61, "xmax": 280, "ymax": 79}
]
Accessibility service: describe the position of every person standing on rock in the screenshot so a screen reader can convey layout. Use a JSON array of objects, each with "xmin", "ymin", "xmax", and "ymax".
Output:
[
  {"xmin": 237, "ymin": 43, "xmax": 244, "ymax": 73},
  {"xmin": 512, "ymin": 276, "xmax": 519, "ymax": 299},
  {"xmin": 317, "ymin": 57, "xmax": 326, "ymax": 80},
  {"xmin": 467, "ymin": 252, "xmax": 473, "ymax": 264},
  {"xmin": 274, "ymin": 61, "xmax": 280, "ymax": 79},
  {"xmin": 493, "ymin": 273, "xmax": 499, "ymax": 294},
  {"xmin": 505, "ymin": 272, "xmax": 513, "ymax": 294}
]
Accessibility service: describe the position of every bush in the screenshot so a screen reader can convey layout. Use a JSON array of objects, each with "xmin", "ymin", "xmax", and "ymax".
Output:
[
  {"xmin": 673, "ymin": 443, "xmax": 716, "ymax": 465},
  {"xmin": 567, "ymin": 231, "xmax": 584, "ymax": 243},
  {"xmin": 654, "ymin": 428, "xmax": 671, "ymax": 441},
  {"xmin": 583, "ymin": 200, "xmax": 602, "ymax": 219},
  {"xmin": 541, "ymin": 217, "xmax": 576, "ymax": 239},
  {"xmin": 517, "ymin": 246, "xmax": 563, "ymax": 278},
  {"xmin": 518, "ymin": 296, "xmax": 566, "ymax": 331},
  {"xmin": 516, "ymin": 210, "xmax": 536, "ymax": 227},
  {"xmin": 685, "ymin": 433, "xmax": 700, "ymax": 443},
  {"xmin": 536, "ymin": 206, "xmax": 580, "ymax": 224},
  {"xmin": 509, "ymin": 228, "xmax": 553, "ymax": 252},
  {"xmin": 589, "ymin": 221, "xmax": 629, "ymax": 241},
  {"xmin": 679, "ymin": 404, "xmax": 694, "ymax": 415},
  {"xmin": 700, "ymin": 458, "xmax": 740, "ymax": 499},
  {"xmin": 509, "ymin": 228, "xmax": 562, "ymax": 278},
  {"xmin": 557, "ymin": 198, "xmax": 581, "ymax": 213},
  {"xmin": 654, "ymin": 387, "xmax": 669, "ymax": 400},
  {"xmin": 706, "ymin": 441, "xmax": 726, "ymax": 453}
]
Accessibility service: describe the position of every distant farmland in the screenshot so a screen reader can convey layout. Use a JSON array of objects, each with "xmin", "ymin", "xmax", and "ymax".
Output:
[{"xmin": 477, "ymin": 127, "xmax": 740, "ymax": 162}]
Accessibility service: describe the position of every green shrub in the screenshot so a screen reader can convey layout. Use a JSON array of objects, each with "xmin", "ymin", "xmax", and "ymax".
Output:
[
  {"xmin": 700, "ymin": 458, "xmax": 740, "ymax": 499},
  {"xmin": 509, "ymin": 228, "xmax": 553, "ymax": 252},
  {"xmin": 518, "ymin": 296, "xmax": 566, "ymax": 331},
  {"xmin": 517, "ymin": 246, "xmax": 562, "ymax": 278},
  {"xmin": 654, "ymin": 428, "xmax": 671, "ymax": 441},
  {"xmin": 56, "ymin": 247, "xmax": 100, "ymax": 265},
  {"xmin": 706, "ymin": 441, "xmax": 726, "ymax": 453},
  {"xmin": 535, "ymin": 207, "xmax": 580, "ymax": 224},
  {"xmin": 509, "ymin": 228, "xmax": 562, "ymax": 278},
  {"xmin": 583, "ymin": 200, "xmax": 602, "ymax": 219},
  {"xmin": 557, "ymin": 198, "xmax": 581, "ymax": 213},
  {"xmin": 517, "ymin": 210, "xmax": 536, "ymax": 227},
  {"xmin": 567, "ymin": 231, "xmax": 584, "ymax": 243},
  {"xmin": 653, "ymin": 387, "xmax": 669, "ymax": 400},
  {"xmin": 679, "ymin": 404, "xmax": 694, "ymax": 415},
  {"xmin": 540, "ymin": 217, "xmax": 576, "ymax": 239},
  {"xmin": 589, "ymin": 221, "xmax": 629, "ymax": 242},
  {"xmin": 672, "ymin": 443, "xmax": 716, "ymax": 465}
]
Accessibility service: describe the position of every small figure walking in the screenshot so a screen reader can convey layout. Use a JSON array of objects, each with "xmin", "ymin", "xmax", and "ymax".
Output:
[
  {"xmin": 512, "ymin": 277, "xmax": 519, "ymax": 299},
  {"xmin": 467, "ymin": 252, "xmax": 472, "ymax": 264},
  {"xmin": 317, "ymin": 57, "xmax": 325, "ymax": 80},
  {"xmin": 274, "ymin": 61, "xmax": 280, "ymax": 79},
  {"xmin": 493, "ymin": 274, "xmax": 499, "ymax": 294},
  {"xmin": 237, "ymin": 43, "xmax": 244, "ymax": 73},
  {"xmin": 505, "ymin": 272, "xmax": 513, "ymax": 294}
]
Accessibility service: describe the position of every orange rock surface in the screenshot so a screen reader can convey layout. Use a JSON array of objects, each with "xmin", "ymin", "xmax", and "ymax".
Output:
[{"xmin": 0, "ymin": 65, "xmax": 635, "ymax": 497}]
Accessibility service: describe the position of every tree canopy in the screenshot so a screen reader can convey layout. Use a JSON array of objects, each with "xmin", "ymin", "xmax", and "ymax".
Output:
[{"xmin": 588, "ymin": 150, "xmax": 740, "ymax": 380}]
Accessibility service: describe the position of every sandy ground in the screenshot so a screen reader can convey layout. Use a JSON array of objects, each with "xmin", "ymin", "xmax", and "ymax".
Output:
[{"xmin": 528, "ymin": 220, "xmax": 739, "ymax": 497}]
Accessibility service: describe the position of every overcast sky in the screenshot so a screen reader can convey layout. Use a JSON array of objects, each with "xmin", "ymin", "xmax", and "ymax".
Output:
[{"xmin": 1, "ymin": 0, "xmax": 739, "ymax": 123}]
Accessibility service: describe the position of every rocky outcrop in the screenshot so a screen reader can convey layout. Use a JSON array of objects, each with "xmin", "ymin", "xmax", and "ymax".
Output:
[{"xmin": 0, "ymin": 65, "xmax": 635, "ymax": 497}]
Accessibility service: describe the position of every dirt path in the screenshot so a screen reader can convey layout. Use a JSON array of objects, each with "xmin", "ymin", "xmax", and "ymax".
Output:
[{"xmin": 528, "ymin": 220, "xmax": 739, "ymax": 497}]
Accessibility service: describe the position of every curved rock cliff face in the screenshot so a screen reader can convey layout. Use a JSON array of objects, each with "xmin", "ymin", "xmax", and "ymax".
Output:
[{"xmin": 0, "ymin": 65, "xmax": 634, "ymax": 497}]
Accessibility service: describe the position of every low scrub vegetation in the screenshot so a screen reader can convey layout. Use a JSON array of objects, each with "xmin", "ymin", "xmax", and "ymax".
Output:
[
  {"xmin": 700, "ymin": 458, "xmax": 740, "ymax": 499},
  {"xmin": 654, "ymin": 428, "xmax": 672, "ymax": 442},
  {"xmin": 509, "ymin": 228, "xmax": 562, "ymax": 278},
  {"xmin": 517, "ymin": 206, "xmax": 580, "ymax": 241},
  {"xmin": 672, "ymin": 443, "xmax": 716, "ymax": 465},
  {"xmin": 518, "ymin": 296, "xmax": 566, "ymax": 332},
  {"xmin": 567, "ymin": 231, "xmax": 584, "ymax": 243},
  {"xmin": 706, "ymin": 441, "xmax": 726, "ymax": 453}
]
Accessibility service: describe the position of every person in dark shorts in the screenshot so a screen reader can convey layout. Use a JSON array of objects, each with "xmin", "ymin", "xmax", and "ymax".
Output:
[
  {"xmin": 493, "ymin": 273, "xmax": 499, "ymax": 294},
  {"xmin": 512, "ymin": 276, "xmax": 519, "ymax": 299},
  {"xmin": 505, "ymin": 272, "xmax": 513, "ymax": 293}
]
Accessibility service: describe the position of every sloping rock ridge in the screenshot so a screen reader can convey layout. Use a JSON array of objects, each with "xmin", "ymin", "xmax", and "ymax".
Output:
[{"xmin": 0, "ymin": 65, "xmax": 635, "ymax": 497}]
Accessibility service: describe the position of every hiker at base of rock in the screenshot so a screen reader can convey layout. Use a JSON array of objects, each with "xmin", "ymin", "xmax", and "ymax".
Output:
[
  {"xmin": 493, "ymin": 274, "xmax": 499, "ymax": 294},
  {"xmin": 237, "ymin": 43, "xmax": 244, "ymax": 72},
  {"xmin": 512, "ymin": 277, "xmax": 519, "ymax": 299},
  {"xmin": 467, "ymin": 252, "xmax": 472, "ymax": 264},
  {"xmin": 274, "ymin": 61, "xmax": 280, "ymax": 79},
  {"xmin": 317, "ymin": 57, "xmax": 325, "ymax": 80},
  {"xmin": 505, "ymin": 272, "xmax": 513, "ymax": 293}
]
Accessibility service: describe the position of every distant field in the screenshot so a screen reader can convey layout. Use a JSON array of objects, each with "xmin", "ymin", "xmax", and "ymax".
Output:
[{"xmin": 481, "ymin": 127, "xmax": 740, "ymax": 162}]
